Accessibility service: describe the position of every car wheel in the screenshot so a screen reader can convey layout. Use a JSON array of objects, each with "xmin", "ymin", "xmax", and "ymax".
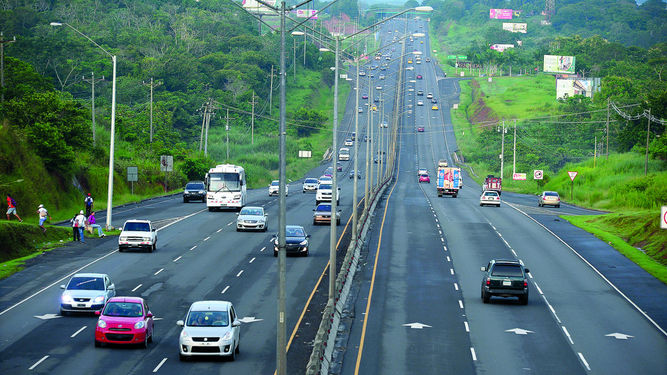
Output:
[
  {"xmin": 208, "ymin": 207, "xmax": 214, "ymax": 212},
  {"xmin": 183, "ymin": 198, "xmax": 188, "ymax": 203},
  {"xmin": 263, "ymin": 226, "xmax": 268, "ymax": 232},
  {"xmin": 179, "ymin": 353, "xmax": 187, "ymax": 361},
  {"xmin": 235, "ymin": 337, "xmax": 240, "ymax": 354},
  {"xmin": 94, "ymin": 339, "xmax": 102, "ymax": 347},
  {"xmin": 556, "ymin": 204, "xmax": 560, "ymax": 208},
  {"xmin": 229, "ymin": 341, "xmax": 237, "ymax": 361},
  {"xmin": 60, "ymin": 309, "xmax": 68, "ymax": 317},
  {"xmin": 273, "ymin": 251, "xmax": 278, "ymax": 257},
  {"xmin": 337, "ymin": 219, "xmax": 340, "ymax": 225},
  {"xmin": 118, "ymin": 247, "xmax": 124, "ymax": 252},
  {"xmin": 304, "ymin": 249, "xmax": 309, "ymax": 257},
  {"xmin": 479, "ymin": 203, "xmax": 483, "ymax": 206},
  {"xmin": 142, "ymin": 333, "xmax": 149, "ymax": 349},
  {"xmin": 148, "ymin": 329, "xmax": 153, "ymax": 343},
  {"xmin": 519, "ymin": 294, "xmax": 528, "ymax": 305},
  {"xmin": 236, "ymin": 227, "xmax": 240, "ymax": 232},
  {"xmin": 313, "ymin": 220, "xmax": 317, "ymax": 225},
  {"xmin": 482, "ymin": 290, "xmax": 490, "ymax": 304}
]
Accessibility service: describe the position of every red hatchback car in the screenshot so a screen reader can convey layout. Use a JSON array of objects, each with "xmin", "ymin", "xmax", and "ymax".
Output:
[
  {"xmin": 95, "ymin": 296, "xmax": 154, "ymax": 348},
  {"xmin": 419, "ymin": 173, "xmax": 430, "ymax": 183},
  {"xmin": 417, "ymin": 127, "xmax": 425, "ymax": 132}
]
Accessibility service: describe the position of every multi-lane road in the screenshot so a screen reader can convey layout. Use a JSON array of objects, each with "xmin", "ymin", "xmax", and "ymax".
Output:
[{"xmin": 1, "ymin": 18, "xmax": 666, "ymax": 375}]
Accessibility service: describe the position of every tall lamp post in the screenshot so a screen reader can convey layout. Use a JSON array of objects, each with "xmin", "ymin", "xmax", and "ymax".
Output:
[
  {"xmin": 51, "ymin": 22, "xmax": 117, "ymax": 231},
  {"xmin": 291, "ymin": 30, "xmax": 304, "ymax": 82}
]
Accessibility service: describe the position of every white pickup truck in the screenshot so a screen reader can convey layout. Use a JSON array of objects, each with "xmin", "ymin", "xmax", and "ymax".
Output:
[
  {"xmin": 118, "ymin": 220, "xmax": 157, "ymax": 252},
  {"xmin": 316, "ymin": 183, "xmax": 340, "ymax": 205}
]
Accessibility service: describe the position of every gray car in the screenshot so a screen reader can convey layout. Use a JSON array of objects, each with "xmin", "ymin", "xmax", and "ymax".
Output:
[
  {"xmin": 60, "ymin": 273, "xmax": 115, "ymax": 315},
  {"xmin": 177, "ymin": 300, "xmax": 241, "ymax": 361},
  {"xmin": 236, "ymin": 206, "xmax": 267, "ymax": 232}
]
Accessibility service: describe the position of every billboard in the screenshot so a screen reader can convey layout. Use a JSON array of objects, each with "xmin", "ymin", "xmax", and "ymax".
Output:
[
  {"xmin": 556, "ymin": 78, "xmax": 601, "ymax": 99},
  {"xmin": 242, "ymin": 0, "xmax": 276, "ymax": 15},
  {"xmin": 490, "ymin": 9, "xmax": 513, "ymax": 19},
  {"xmin": 296, "ymin": 9, "xmax": 318, "ymax": 19},
  {"xmin": 502, "ymin": 23, "xmax": 527, "ymax": 33},
  {"xmin": 490, "ymin": 44, "xmax": 514, "ymax": 52},
  {"xmin": 543, "ymin": 55, "xmax": 576, "ymax": 73}
]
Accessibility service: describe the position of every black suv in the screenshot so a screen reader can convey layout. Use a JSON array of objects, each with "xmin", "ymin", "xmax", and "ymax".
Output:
[
  {"xmin": 481, "ymin": 259, "xmax": 530, "ymax": 305},
  {"xmin": 183, "ymin": 181, "xmax": 206, "ymax": 203}
]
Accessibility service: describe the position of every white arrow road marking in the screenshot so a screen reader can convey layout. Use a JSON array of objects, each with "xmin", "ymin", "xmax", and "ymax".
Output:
[
  {"xmin": 505, "ymin": 328, "xmax": 534, "ymax": 335},
  {"xmin": 34, "ymin": 314, "xmax": 62, "ymax": 320},
  {"xmin": 71, "ymin": 326, "xmax": 86, "ymax": 338},
  {"xmin": 238, "ymin": 316, "xmax": 263, "ymax": 323},
  {"xmin": 606, "ymin": 332, "xmax": 634, "ymax": 340},
  {"xmin": 29, "ymin": 355, "xmax": 49, "ymax": 370},
  {"xmin": 402, "ymin": 322, "xmax": 432, "ymax": 329}
]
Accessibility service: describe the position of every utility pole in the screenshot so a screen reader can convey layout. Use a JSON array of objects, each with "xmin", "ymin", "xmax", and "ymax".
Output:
[
  {"xmin": 352, "ymin": 57, "xmax": 360, "ymax": 244},
  {"xmin": 0, "ymin": 32, "xmax": 16, "ymax": 102},
  {"xmin": 277, "ymin": 4, "xmax": 287, "ymax": 375},
  {"xmin": 594, "ymin": 135, "xmax": 597, "ymax": 168},
  {"xmin": 142, "ymin": 77, "xmax": 162, "ymax": 143},
  {"xmin": 82, "ymin": 72, "xmax": 104, "ymax": 146},
  {"xmin": 606, "ymin": 97, "xmax": 610, "ymax": 159},
  {"xmin": 269, "ymin": 65, "xmax": 274, "ymax": 116},
  {"xmin": 293, "ymin": 36, "xmax": 297, "ymax": 82},
  {"xmin": 226, "ymin": 108, "xmax": 230, "ymax": 161},
  {"xmin": 250, "ymin": 91, "xmax": 257, "ymax": 144},
  {"xmin": 199, "ymin": 99, "xmax": 209, "ymax": 152},
  {"xmin": 645, "ymin": 108, "xmax": 651, "ymax": 176},
  {"xmin": 364, "ymin": 68, "xmax": 372, "ymax": 211},
  {"xmin": 512, "ymin": 119, "xmax": 517, "ymax": 177},
  {"xmin": 204, "ymin": 100, "xmax": 216, "ymax": 156},
  {"xmin": 500, "ymin": 121, "xmax": 505, "ymax": 181}
]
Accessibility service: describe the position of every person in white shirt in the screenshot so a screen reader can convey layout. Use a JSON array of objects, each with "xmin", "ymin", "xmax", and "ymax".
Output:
[
  {"xmin": 37, "ymin": 204, "xmax": 51, "ymax": 233},
  {"xmin": 75, "ymin": 210, "xmax": 87, "ymax": 243}
]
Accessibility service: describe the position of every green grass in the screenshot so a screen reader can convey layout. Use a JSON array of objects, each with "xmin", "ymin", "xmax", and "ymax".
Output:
[{"xmin": 563, "ymin": 212, "xmax": 667, "ymax": 284}]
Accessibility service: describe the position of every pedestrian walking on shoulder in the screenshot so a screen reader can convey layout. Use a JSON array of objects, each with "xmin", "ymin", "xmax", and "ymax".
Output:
[
  {"xmin": 6, "ymin": 194, "xmax": 22, "ymax": 222},
  {"xmin": 87, "ymin": 211, "xmax": 106, "ymax": 238},
  {"xmin": 37, "ymin": 204, "xmax": 51, "ymax": 233},
  {"xmin": 75, "ymin": 210, "xmax": 87, "ymax": 243},
  {"xmin": 84, "ymin": 193, "xmax": 94, "ymax": 217},
  {"xmin": 70, "ymin": 212, "xmax": 80, "ymax": 242}
]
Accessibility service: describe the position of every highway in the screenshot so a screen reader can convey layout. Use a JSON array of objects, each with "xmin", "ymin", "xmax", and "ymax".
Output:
[{"xmin": 1, "ymin": 17, "xmax": 666, "ymax": 375}]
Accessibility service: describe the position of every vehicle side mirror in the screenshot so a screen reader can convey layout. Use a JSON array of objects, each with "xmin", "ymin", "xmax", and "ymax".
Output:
[
  {"xmin": 480, "ymin": 267, "xmax": 486, "ymax": 272},
  {"xmin": 176, "ymin": 320, "xmax": 184, "ymax": 327},
  {"xmin": 232, "ymin": 320, "xmax": 241, "ymax": 327},
  {"xmin": 306, "ymin": 234, "xmax": 311, "ymax": 238},
  {"xmin": 524, "ymin": 268, "xmax": 530, "ymax": 274},
  {"xmin": 338, "ymin": 210, "xmax": 342, "ymax": 213},
  {"xmin": 60, "ymin": 284, "xmax": 66, "ymax": 289},
  {"xmin": 95, "ymin": 310, "xmax": 101, "ymax": 316},
  {"xmin": 236, "ymin": 213, "xmax": 239, "ymax": 216},
  {"xmin": 152, "ymin": 228, "xmax": 156, "ymax": 232},
  {"xmin": 313, "ymin": 209, "xmax": 316, "ymax": 211},
  {"xmin": 108, "ymin": 284, "xmax": 115, "ymax": 290},
  {"xmin": 146, "ymin": 312, "xmax": 153, "ymax": 318}
]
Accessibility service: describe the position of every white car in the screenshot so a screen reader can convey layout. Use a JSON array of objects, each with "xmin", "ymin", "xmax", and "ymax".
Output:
[
  {"xmin": 418, "ymin": 168, "xmax": 428, "ymax": 176},
  {"xmin": 318, "ymin": 175, "xmax": 332, "ymax": 185},
  {"xmin": 379, "ymin": 75, "xmax": 385, "ymax": 80},
  {"xmin": 119, "ymin": 220, "xmax": 157, "ymax": 252},
  {"xmin": 480, "ymin": 191, "xmax": 501, "ymax": 207},
  {"xmin": 376, "ymin": 86, "xmax": 383, "ymax": 90},
  {"xmin": 302, "ymin": 178, "xmax": 319, "ymax": 192},
  {"xmin": 380, "ymin": 121, "xmax": 388, "ymax": 128},
  {"xmin": 60, "ymin": 273, "xmax": 115, "ymax": 315},
  {"xmin": 316, "ymin": 183, "xmax": 340, "ymax": 205},
  {"xmin": 177, "ymin": 301, "xmax": 241, "ymax": 361},
  {"xmin": 344, "ymin": 138, "xmax": 354, "ymax": 146},
  {"xmin": 338, "ymin": 147, "xmax": 350, "ymax": 161},
  {"xmin": 236, "ymin": 206, "xmax": 267, "ymax": 232},
  {"xmin": 268, "ymin": 180, "xmax": 288, "ymax": 196},
  {"xmin": 417, "ymin": 101, "xmax": 424, "ymax": 106}
]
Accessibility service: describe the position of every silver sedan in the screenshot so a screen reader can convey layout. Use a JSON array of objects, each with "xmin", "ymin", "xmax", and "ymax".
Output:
[{"xmin": 236, "ymin": 206, "xmax": 268, "ymax": 231}]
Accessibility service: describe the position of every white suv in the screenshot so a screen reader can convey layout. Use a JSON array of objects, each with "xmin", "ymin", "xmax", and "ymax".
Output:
[
  {"xmin": 118, "ymin": 220, "xmax": 157, "ymax": 252},
  {"xmin": 177, "ymin": 301, "xmax": 241, "ymax": 361},
  {"xmin": 268, "ymin": 180, "xmax": 288, "ymax": 196}
]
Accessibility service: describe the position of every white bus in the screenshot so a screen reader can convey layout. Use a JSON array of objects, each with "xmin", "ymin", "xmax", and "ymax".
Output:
[{"xmin": 205, "ymin": 164, "xmax": 246, "ymax": 211}]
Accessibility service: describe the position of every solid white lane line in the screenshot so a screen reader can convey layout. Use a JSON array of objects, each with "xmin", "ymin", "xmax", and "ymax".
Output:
[
  {"xmin": 236, "ymin": 270, "xmax": 244, "ymax": 277},
  {"xmin": 562, "ymin": 326, "xmax": 574, "ymax": 345},
  {"xmin": 204, "ymin": 236, "xmax": 211, "ymax": 241},
  {"xmin": 491, "ymin": 225, "xmax": 496, "ymax": 230},
  {"xmin": 502, "ymin": 239, "xmax": 510, "ymax": 247},
  {"xmin": 446, "ymin": 256, "xmax": 451, "ymax": 262},
  {"xmin": 534, "ymin": 282, "xmax": 544, "ymax": 295},
  {"xmin": 217, "ymin": 229, "xmax": 222, "ymax": 233},
  {"xmin": 189, "ymin": 246, "xmax": 196, "ymax": 251},
  {"xmin": 454, "ymin": 283, "xmax": 459, "ymax": 291},
  {"xmin": 458, "ymin": 300, "xmax": 464, "ymax": 309},
  {"xmin": 132, "ymin": 284, "xmax": 142, "ymax": 292},
  {"xmin": 29, "ymin": 355, "xmax": 49, "ymax": 370},
  {"xmin": 260, "ymin": 247, "xmax": 266, "ymax": 252},
  {"xmin": 464, "ymin": 321, "xmax": 469, "ymax": 332},
  {"xmin": 450, "ymin": 268, "xmax": 454, "ymax": 275},
  {"xmin": 153, "ymin": 358, "xmax": 168, "ymax": 373},
  {"xmin": 249, "ymin": 257, "xmax": 256, "ymax": 264},
  {"xmin": 511, "ymin": 249, "xmax": 517, "ymax": 257},
  {"xmin": 528, "ymin": 272, "xmax": 533, "ymax": 278},
  {"xmin": 173, "ymin": 256, "xmax": 182, "ymax": 262},
  {"xmin": 221, "ymin": 286, "xmax": 230, "ymax": 294},
  {"xmin": 470, "ymin": 347, "xmax": 477, "ymax": 361},
  {"xmin": 71, "ymin": 326, "xmax": 87, "ymax": 338},
  {"xmin": 578, "ymin": 352, "xmax": 591, "ymax": 371},
  {"xmin": 154, "ymin": 268, "xmax": 164, "ymax": 276}
]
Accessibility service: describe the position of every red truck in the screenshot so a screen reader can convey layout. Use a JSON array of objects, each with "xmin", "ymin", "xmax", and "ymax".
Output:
[{"xmin": 483, "ymin": 175, "xmax": 502, "ymax": 195}]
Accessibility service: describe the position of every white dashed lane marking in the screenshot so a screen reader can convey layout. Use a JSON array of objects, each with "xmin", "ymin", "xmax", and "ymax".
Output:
[
  {"xmin": 464, "ymin": 321, "xmax": 469, "ymax": 332},
  {"xmin": 236, "ymin": 270, "xmax": 244, "ymax": 277},
  {"xmin": 470, "ymin": 347, "xmax": 477, "ymax": 361},
  {"xmin": 260, "ymin": 247, "xmax": 266, "ymax": 252},
  {"xmin": 131, "ymin": 284, "xmax": 142, "ymax": 292},
  {"xmin": 562, "ymin": 326, "xmax": 574, "ymax": 345},
  {"xmin": 221, "ymin": 286, "xmax": 230, "ymax": 294},
  {"xmin": 249, "ymin": 257, "xmax": 256, "ymax": 264},
  {"xmin": 450, "ymin": 268, "xmax": 454, "ymax": 275},
  {"xmin": 173, "ymin": 256, "xmax": 182, "ymax": 262},
  {"xmin": 204, "ymin": 236, "xmax": 210, "ymax": 241},
  {"xmin": 29, "ymin": 355, "xmax": 49, "ymax": 370},
  {"xmin": 154, "ymin": 268, "xmax": 164, "ymax": 276},
  {"xmin": 153, "ymin": 358, "xmax": 167, "ymax": 373},
  {"xmin": 578, "ymin": 353, "xmax": 591, "ymax": 371},
  {"xmin": 454, "ymin": 283, "xmax": 459, "ymax": 291},
  {"xmin": 217, "ymin": 229, "xmax": 222, "ymax": 233},
  {"xmin": 227, "ymin": 222, "xmax": 233, "ymax": 226},
  {"xmin": 189, "ymin": 246, "xmax": 196, "ymax": 251},
  {"xmin": 458, "ymin": 300, "xmax": 464, "ymax": 309},
  {"xmin": 71, "ymin": 326, "xmax": 86, "ymax": 338},
  {"xmin": 534, "ymin": 282, "xmax": 544, "ymax": 295}
]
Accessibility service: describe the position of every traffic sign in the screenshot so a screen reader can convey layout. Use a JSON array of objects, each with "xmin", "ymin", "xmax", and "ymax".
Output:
[
  {"xmin": 567, "ymin": 171, "xmax": 578, "ymax": 181},
  {"xmin": 160, "ymin": 155, "xmax": 173, "ymax": 172},
  {"xmin": 533, "ymin": 170, "xmax": 543, "ymax": 180},
  {"xmin": 662, "ymin": 206, "xmax": 667, "ymax": 229}
]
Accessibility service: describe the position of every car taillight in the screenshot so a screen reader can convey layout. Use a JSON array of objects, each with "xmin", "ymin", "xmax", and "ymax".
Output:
[
  {"xmin": 524, "ymin": 280, "xmax": 528, "ymax": 288},
  {"xmin": 486, "ymin": 278, "xmax": 491, "ymax": 286}
]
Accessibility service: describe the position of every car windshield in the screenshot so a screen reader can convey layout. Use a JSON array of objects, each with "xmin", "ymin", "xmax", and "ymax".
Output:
[
  {"xmin": 103, "ymin": 302, "xmax": 143, "ymax": 317},
  {"xmin": 186, "ymin": 183, "xmax": 204, "ymax": 190},
  {"xmin": 316, "ymin": 205, "xmax": 332, "ymax": 212},
  {"xmin": 124, "ymin": 222, "xmax": 150, "ymax": 231},
  {"xmin": 208, "ymin": 172, "xmax": 241, "ymax": 192},
  {"xmin": 305, "ymin": 178, "xmax": 318, "ymax": 184},
  {"xmin": 68, "ymin": 277, "xmax": 104, "ymax": 290},
  {"xmin": 420, "ymin": 174, "xmax": 429, "ymax": 178},
  {"xmin": 286, "ymin": 227, "xmax": 305, "ymax": 237},
  {"xmin": 491, "ymin": 265, "xmax": 524, "ymax": 277},
  {"xmin": 186, "ymin": 310, "xmax": 229, "ymax": 327},
  {"xmin": 240, "ymin": 208, "xmax": 263, "ymax": 216},
  {"xmin": 484, "ymin": 192, "xmax": 498, "ymax": 197},
  {"xmin": 545, "ymin": 192, "xmax": 559, "ymax": 197},
  {"xmin": 271, "ymin": 181, "xmax": 279, "ymax": 186},
  {"xmin": 319, "ymin": 184, "xmax": 332, "ymax": 190}
]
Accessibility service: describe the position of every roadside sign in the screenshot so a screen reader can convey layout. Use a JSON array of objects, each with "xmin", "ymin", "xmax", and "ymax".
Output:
[
  {"xmin": 457, "ymin": 55, "xmax": 467, "ymax": 59},
  {"xmin": 160, "ymin": 155, "xmax": 173, "ymax": 172},
  {"xmin": 568, "ymin": 171, "xmax": 578, "ymax": 181},
  {"xmin": 298, "ymin": 150, "xmax": 312, "ymax": 158},
  {"xmin": 447, "ymin": 55, "xmax": 457, "ymax": 59},
  {"xmin": 533, "ymin": 170, "xmax": 543, "ymax": 180},
  {"xmin": 127, "ymin": 167, "xmax": 138, "ymax": 182},
  {"xmin": 662, "ymin": 206, "xmax": 667, "ymax": 229},
  {"xmin": 512, "ymin": 173, "xmax": 526, "ymax": 180}
]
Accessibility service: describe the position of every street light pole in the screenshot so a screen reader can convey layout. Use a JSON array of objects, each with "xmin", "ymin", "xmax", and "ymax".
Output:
[
  {"xmin": 277, "ymin": 2, "xmax": 287, "ymax": 373},
  {"xmin": 352, "ymin": 57, "xmax": 360, "ymax": 243},
  {"xmin": 364, "ymin": 68, "xmax": 371, "ymax": 211},
  {"xmin": 329, "ymin": 35, "xmax": 340, "ymax": 307}
]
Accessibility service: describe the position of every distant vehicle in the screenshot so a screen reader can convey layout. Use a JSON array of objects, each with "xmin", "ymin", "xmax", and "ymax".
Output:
[
  {"xmin": 436, "ymin": 167, "xmax": 461, "ymax": 198},
  {"xmin": 418, "ymin": 126, "xmax": 425, "ymax": 132},
  {"xmin": 483, "ymin": 175, "xmax": 502, "ymax": 195},
  {"xmin": 60, "ymin": 273, "xmax": 115, "ymax": 315},
  {"xmin": 205, "ymin": 164, "xmax": 246, "ymax": 211},
  {"xmin": 408, "ymin": 87, "xmax": 414, "ymax": 92},
  {"xmin": 362, "ymin": 94, "xmax": 368, "ymax": 99},
  {"xmin": 119, "ymin": 220, "xmax": 157, "ymax": 252},
  {"xmin": 438, "ymin": 159, "xmax": 448, "ymax": 167},
  {"xmin": 344, "ymin": 138, "xmax": 354, "ymax": 146},
  {"xmin": 417, "ymin": 74, "xmax": 423, "ymax": 79},
  {"xmin": 425, "ymin": 57, "xmax": 431, "ymax": 62},
  {"xmin": 363, "ymin": 135, "xmax": 370, "ymax": 142},
  {"xmin": 338, "ymin": 147, "xmax": 350, "ymax": 161},
  {"xmin": 236, "ymin": 206, "xmax": 267, "ymax": 232},
  {"xmin": 379, "ymin": 74, "xmax": 385, "ymax": 80},
  {"xmin": 351, "ymin": 132, "xmax": 356, "ymax": 140},
  {"xmin": 302, "ymin": 178, "xmax": 319, "ymax": 193},
  {"xmin": 359, "ymin": 71, "xmax": 366, "ymax": 76},
  {"xmin": 407, "ymin": 59, "xmax": 413, "ymax": 64},
  {"xmin": 349, "ymin": 170, "xmax": 362, "ymax": 179},
  {"xmin": 426, "ymin": 93, "xmax": 433, "ymax": 99},
  {"xmin": 431, "ymin": 104, "xmax": 439, "ymax": 110},
  {"xmin": 418, "ymin": 168, "xmax": 428, "ymax": 176},
  {"xmin": 324, "ymin": 166, "xmax": 334, "ymax": 176},
  {"xmin": 313, "ymin": 203, "xmax": 341, "ymax": 225},
  {"xmin": 318, "ymin": 175, "xmax": 332, "ymax": 185},
  {"xmin": 431, "ymin": 98, "xmax": 438, "ymax": 103},
  {"xmin": 183, "ymin": 181, "xmax": 206, "ymax": 203},
  {"xmin": 481, "ymin": 259, "xmax": 530, "ymax": 305},
  {"xmin": 316, "ymin": 183, "xmax": 340, "ymax": 205},
  {"xmin": 480, "ymin": 190, "xmax": 501, "ymax": 207},
  {"xmin": 268, "ymin": 180, "xmax": 288, "ymax": 196},
  {"xmin": 406, "ymin": 66, "xmax": 415, "ymax": 71},
  {"xmin": 95, "ymin": 296, "xmax": 154, "ymax": 348},
  {"xmin": 538, "ymin": 191, "xmax": 561, "ymax": 207},
  {"xmin": 419, "ymin": 173, "xmax": 430, "ymax": 183},
  {"xmin": 417, "ymin": 100, "xmax": 424, "ymax": 106},
  {"xmin": 417, "ymin": 90, "xmax": 424, "ymax": 96},
  {"xmin": 376, "ymin": 86, "xmax": 383, "ymax": 90},
  {"xmin": 372, "ymin": 105, "xmax": 378, "ymax": 111},
  {"xmin": 374, "ymin": 97, "xmax": 380, "ymax": 103},
  {"xmin": 336, "ymin": 162, "xmax": 343, "ymax": 172},
  {"xmin": 272, "ymin": 225, "xmax": 310, "ymax": 257},
  {"xmin": 380, "ymin": 121, "xmax": 388, "ymax": 128},
  {"xmin": 177, "ymin": 300, "xmax": 240, "ymax": 361},
  {"xmin": 358, "ymin": 107, "xmax": 363, "ymax": 113}
]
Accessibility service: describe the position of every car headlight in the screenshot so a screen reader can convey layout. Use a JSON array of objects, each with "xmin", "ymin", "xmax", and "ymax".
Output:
[
  {"xmin": 143, "ymin": 237, "xmax": 151, "ymax": 241},
  {"xmin": 299, "ymin": 239, "xmax": 308, "ymax": 246},
  {"xmin": 93, "ymin": 295, "xmax": 105, "ymax": 304},
  {"xmin": 61, "ymin": 294, "xmax": 73, "ymax": 304},
  {"xmin": 97, "ymin": 319, "xmax": 107, "ymax": 328},
  {"xmin": 222, "ymin": 331, "xmax": 233, "ymax": 341},
  {"xmin": 134, "ymin": 320, "xmax": 145, "ymax": 329},
  {"xmin": 199, "ymin": 190, "xmax": 205, "ymax": 194},
  {"xmin": 119, "ymin": 237, "xmax": 127, "ymax": 241},
  {"xmin": 234, "ymin": 194, "xmax": 241, "ymax": 199},
  {"xmin": 184, "ymin": 191, "xmax": 190, "ymax": 194}
]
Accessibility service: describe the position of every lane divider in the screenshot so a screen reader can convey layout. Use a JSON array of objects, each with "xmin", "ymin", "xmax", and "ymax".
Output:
[{"xmin": 28, "ymin": 355, "xmax": 49, "ymax": 370}]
